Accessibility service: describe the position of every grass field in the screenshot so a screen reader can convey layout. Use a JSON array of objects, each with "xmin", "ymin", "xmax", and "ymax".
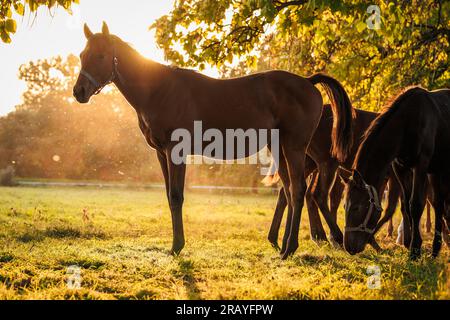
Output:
[{"xmin": 0, "ymin": 186, "xmax": 448, "ymax": 300}]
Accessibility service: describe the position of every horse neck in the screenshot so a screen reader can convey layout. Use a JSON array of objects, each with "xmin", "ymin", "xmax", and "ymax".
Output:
[
  {"xmin": 354, "ymin": 111, "xmax": 404, "ymax": 189},
  {"xmin": 112, "ymin": 42, "xmax": 170, "ymax": 111}
]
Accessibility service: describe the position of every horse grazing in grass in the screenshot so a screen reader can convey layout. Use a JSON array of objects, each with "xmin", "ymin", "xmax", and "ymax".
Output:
[
  {"xmin": 72, "ymin": 22, "xmax": 354, "ymax": 258},
  {"xmin": 263, "ymin": 105, "xmax": 407, "ymax": 251},
  {"xmin": 344, "ymin": 87, "xmax": 450, "ymax": 259}
]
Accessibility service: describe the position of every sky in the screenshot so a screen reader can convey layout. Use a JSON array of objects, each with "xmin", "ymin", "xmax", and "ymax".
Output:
[{"xmin": 0, "ymin": 0, "xmax": 218, "ymax": 116}]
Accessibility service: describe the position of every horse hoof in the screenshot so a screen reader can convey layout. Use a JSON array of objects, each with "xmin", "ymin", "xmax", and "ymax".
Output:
[
  {"xmin": 268, "ymin": 237, "xmax": 280, "ymax": 251},
  {"xmin": 311, "ymin": 234, "xmax": 328, "ymax": 243},
  {"xmin": 280, "ymin": 250, "xmax": 291, "ymax": 260},
  {"xmin": 280, "ymin": 244, "xmax": 298, "ymax": 260},
  {"xmin": 170, "ymin": 244, "xmax": 184, "ymax": 256},
  {"xmin": 409, "ymin": 250, "xmax": 421, "ymax": 261},
  {"xmin": 329, "ymin": 236, "xmax": 343, "ymax": 249},
  {"xmin": 311, "ymin": 238, "xmax": 329, "ymax": 247},
  {"xmin": 270, "ymin": 242, "xmax": 281, "ymax": 251}
]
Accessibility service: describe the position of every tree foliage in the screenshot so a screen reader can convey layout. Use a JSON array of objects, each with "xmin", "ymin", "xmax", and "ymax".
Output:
[
  {"xmin": 0, "ymin": 0, "xmax": 78, "ymax": 43},
  {"xmin": 153, "ymin": 0, "xmax": 450, "ymax": 110}
]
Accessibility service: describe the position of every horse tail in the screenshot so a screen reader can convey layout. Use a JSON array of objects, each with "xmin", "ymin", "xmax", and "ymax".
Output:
[
  {"xmin": 307, "ymin": 73, "xmax": 354, "ymax": 162},
  {"xmin": 261, "ymin": 158, "xmax": 280, "ymax": 186}
]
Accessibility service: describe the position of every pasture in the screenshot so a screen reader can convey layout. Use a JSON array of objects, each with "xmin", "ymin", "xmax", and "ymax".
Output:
[{"xmin": 0, "ymin": 185, "xmax": 448, "ymax": 300}]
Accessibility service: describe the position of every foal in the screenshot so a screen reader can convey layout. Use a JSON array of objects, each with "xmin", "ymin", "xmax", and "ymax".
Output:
[
  {"xmin": 263, "ymin": 105, "xmax": 405, "ymax": 251},
  {"xmin": 72, "ymin": 23, "xmax": 354, "ymax": 258},
  {"xmin": 344, "ymin": 87, "xmax": 450, "ymax": 259}
]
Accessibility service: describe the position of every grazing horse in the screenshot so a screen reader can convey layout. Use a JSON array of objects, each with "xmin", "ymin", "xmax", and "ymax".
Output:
[
  {"xmin": 344, "ymin": 87, "xmax": 450, "ymax": 259},
  {"xmin": 72, "ymin": 22, "xmax": 354, "ymax": 258},
  {"xmin": 263, "ymin": 105, "xmax": 406, "ymax": 251}
]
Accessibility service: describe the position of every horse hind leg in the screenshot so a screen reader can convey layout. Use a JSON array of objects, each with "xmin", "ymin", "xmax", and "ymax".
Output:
[
  {"xmin": 276, "ymin": 155, "xmax": 293, "ymax": 255},
  {"xmin": 311, "ymin": 163, "xmax": 344, "ymax": 247},
  {"xmin": 443, "ymin": 223, "xmax": 450, "ymax": 248},
  {"xmin": 281, "ymin": 145, "xmax": 306, "ymax": 259},
  {"xmin": 305, "ymin": 170, "xmax": 327, "ymax": 243},
  {"xmin": 268, "ymin": 187, "xmax": 288, "ymax": 250},
  {"xmin": 387, "ymin": 218, "xmax": 394, "ymax": 237},
  {"xmin": 429, "ymin": 176, "xmax": 444, "ymax": 257},
  {"xmin": 409, "ymin": 168, "xmax": 428, "ymax": 260},
  {"xmin": 280, "ymin": 145, "xmax": 308, "ymax": 259},
  {"xmin": 329, "ymin": 176, "xmax": 345, "ymax": 224}
]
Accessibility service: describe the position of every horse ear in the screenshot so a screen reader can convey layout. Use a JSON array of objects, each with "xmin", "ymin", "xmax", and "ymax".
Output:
[
  {"xmin": 84, "ymin": 23, "xmax": 93, "ymax": 39},
  {"xmin": 102, "ymin": 21, "xmax": 110, "ymax": 36}
]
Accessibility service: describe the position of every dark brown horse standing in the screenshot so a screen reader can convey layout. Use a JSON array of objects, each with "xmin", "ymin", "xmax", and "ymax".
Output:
[
  {"xmin": 72, "ymin": 23, "xmax": 354, "ymax": 258},
  {"xmin": 344, "ymin": 87, "xmax": 450, "ymax": 259}
]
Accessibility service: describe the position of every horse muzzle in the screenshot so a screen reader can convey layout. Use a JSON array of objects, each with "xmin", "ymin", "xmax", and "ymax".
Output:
[
  {"xmin": 344, "ymin": 232, "xmax": 367, "ymax": 255},
  {"xmin": 73, "ymin": 84, "xmax": 90, "ymax": 103}
]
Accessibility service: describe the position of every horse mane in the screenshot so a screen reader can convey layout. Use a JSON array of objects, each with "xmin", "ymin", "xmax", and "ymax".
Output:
[
  {"xmin": 110, "ymin": 35, "xmax": 144, "ymax": 59},
  {"xmin": 353, "ymin": 85, "xmax": 425, "ymax": 168},
  {"xmin": 109, "ymin": 35, "xmax": 200, "ymax": 76}
]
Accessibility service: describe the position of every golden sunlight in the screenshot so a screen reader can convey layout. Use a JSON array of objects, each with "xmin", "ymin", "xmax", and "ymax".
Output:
[{"xmin": 0, "ymin": 0, "xmax": 219, "ymax": 116}]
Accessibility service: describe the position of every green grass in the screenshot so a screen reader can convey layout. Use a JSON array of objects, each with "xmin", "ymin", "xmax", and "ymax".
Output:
[{"xmin": 0, "ymin": 186, "xmax": 448, "ymax": 300}]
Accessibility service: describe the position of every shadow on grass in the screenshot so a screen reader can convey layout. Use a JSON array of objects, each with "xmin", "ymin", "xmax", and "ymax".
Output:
[
  {"xmin": 172, "ymin": 258, "xmax": 202, "ymax": 300},
  {"xmin": 16, "ymin": 226, "xmax": 108, "ymax": 243},
  {"xmin": 290, "ymin": 252, "xmax": 348, "ymax": 269},
  {"xmin": 58, "ymin": 257, "xmax": 106, "ymax": 270}
]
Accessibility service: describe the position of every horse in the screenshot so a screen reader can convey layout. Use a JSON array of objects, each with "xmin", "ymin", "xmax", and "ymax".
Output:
[
  {"xmin": 343, "ymin": 86, "xmax": 450, "ymax": 259},
  {"xmin": 72, "ymin": 22, "xmax": 354, "ymax": 259},
  {"xmin": 262, "ymin": 105, "xmax": 407, "ymax": 252}
]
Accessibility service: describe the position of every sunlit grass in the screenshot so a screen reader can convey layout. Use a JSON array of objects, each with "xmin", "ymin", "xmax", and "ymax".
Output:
[{"xmin": 0, "ymin": 186, "xmax": 448, "ymax": 299}]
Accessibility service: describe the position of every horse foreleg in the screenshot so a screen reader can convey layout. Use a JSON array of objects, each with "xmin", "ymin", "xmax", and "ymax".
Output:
[
  {"xmin": 374, "ymin": 175, "xmax": 400, "ymax": 238},
  {"xmin": 392, "ymin": 162, "xmax": 413, "ymax": 248},
  {"xmin": 166, "ymin": 152, "xmax": 187, "ymax": 255},
  {"xmin": 408, "ymin": 168, "xmax": 428, "ymax": 260}
]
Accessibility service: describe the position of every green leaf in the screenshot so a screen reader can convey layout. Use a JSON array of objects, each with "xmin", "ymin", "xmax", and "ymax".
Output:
[
  {"xmin": 29, "ymin": 0, "xmax": 38, "ymax": 12},
  {"xmin": 356, "ymin": 21, "xmax": 366, "ymax": 33},
  {"xmin": 48, "ymin": 0, "xmax": 57, "ymax": 9},
  {"xmin": 5, "ymin": 19, "xmax": 17, "ymax": 33},
  {"xmin": 0, "ymin": 30, "xmax": 11, "ymax": 43},
  {"xmin": 14, "ymin": 3, "xmax": 25, "ymax": 16}
]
